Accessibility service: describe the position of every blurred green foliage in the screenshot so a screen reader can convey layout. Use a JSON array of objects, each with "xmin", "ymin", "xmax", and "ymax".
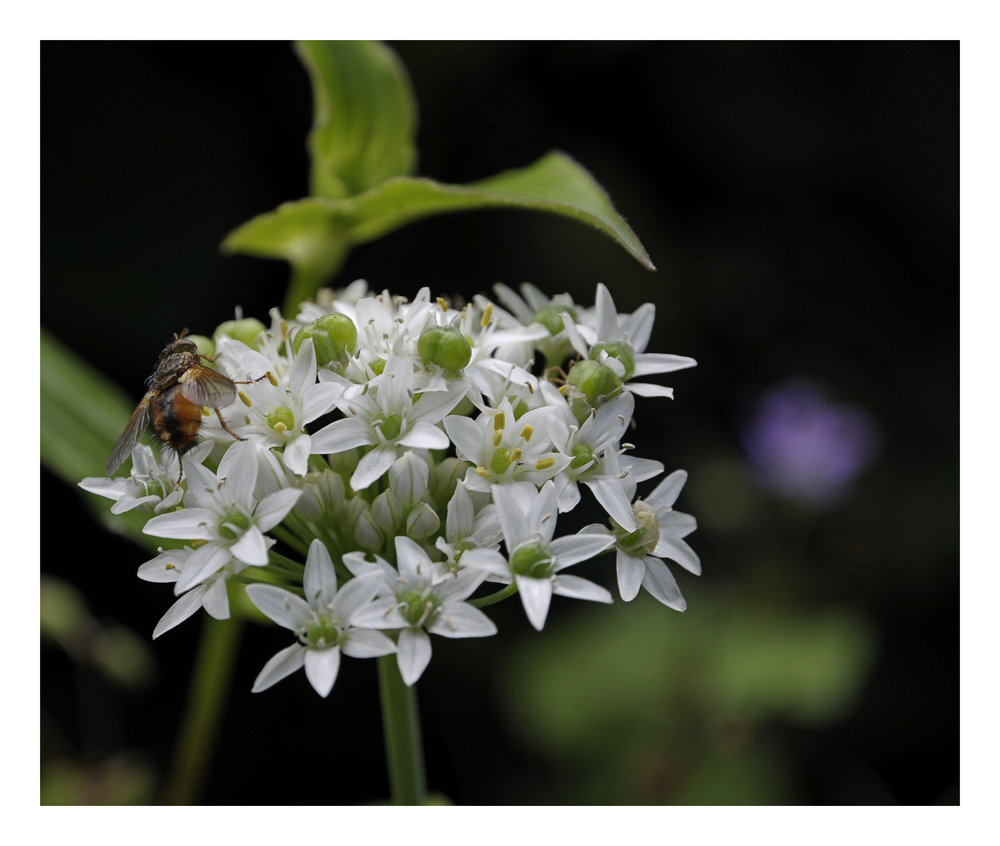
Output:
[{"xmin": 499, "ymin": 586, "xmax": 876, "ymax": 803}]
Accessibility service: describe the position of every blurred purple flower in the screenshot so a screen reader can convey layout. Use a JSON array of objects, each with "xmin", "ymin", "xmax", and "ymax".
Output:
[{"xmin": 739, "ymin": 379, "xmax": 881, "ymax": 507}]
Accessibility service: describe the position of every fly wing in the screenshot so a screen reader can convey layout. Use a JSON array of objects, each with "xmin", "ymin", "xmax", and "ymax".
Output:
[
  {"xmin": 106, "ymin": 394, "xmax": 153, "ymax": 476},
  {"xmin": 177, "ymin": 366, "xmax": 238, "ymax": 409}
]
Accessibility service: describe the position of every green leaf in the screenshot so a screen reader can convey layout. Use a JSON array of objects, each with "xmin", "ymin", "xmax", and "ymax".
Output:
[
  {"xmin": 223, "ymin": 151, "xmax": 654, "ymax": 314},
  {"xmin": 41, "ymin": 329, "xmax": 162, "ymax": 549},
  {"xmin": 296, "ymin": 40, "xmax": 418, "ymax": 200}
]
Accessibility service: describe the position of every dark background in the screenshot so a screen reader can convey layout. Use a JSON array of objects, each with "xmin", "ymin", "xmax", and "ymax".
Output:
[{"xmin": 41, "ymin": 42, "xmax": 958, "ymax": 805}]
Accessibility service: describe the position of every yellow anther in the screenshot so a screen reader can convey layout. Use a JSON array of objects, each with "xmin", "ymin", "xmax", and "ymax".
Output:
[
  {"xmin": 190, "ymin": 539, "xmax": 208, "ymax": 549},
  {"xmin": 267, "ymin": 371, "xmax": 280, "ymax": 386},
  {"xmin": 492, "ymin": 430, "xmax": 503, "ymax": 447},
  {"xmin": 494, "ymin": 412, "xmax": 506, "ymax": 432},
  {"xmin": 520, "ymin": 424, "xmax": 534, "ymax": 442},
  {"xmin": 481, "ymin": 303, "xmax": 493, "ymax": 327},
  {"xmin": 201, "ymin": 406, "xmax": 211, "ymax": 417},
  {"xmin": 164, "ymin": 563, "xmax": 175, "ymax": 570},
  {"xmin": 558, "ymin": 384, "xmax": 570, "ymax": 395},
  {"xmin": 510, "ymin": 448, "xmax": 522, "ymax": 463},
  {"xmin": 535, "ymin": 457, "xmax": 555, "ymax": 470},
  {"xmin": 437, "ymin": 297, "xmax": 449, "ymax": 311},
  {"xmin": 238, "ymin": 390, "xmax": 252, "ymax": 407},
  {"xmin": 475, "ymin": 466, "xmax": 490, "ymax": 478}
]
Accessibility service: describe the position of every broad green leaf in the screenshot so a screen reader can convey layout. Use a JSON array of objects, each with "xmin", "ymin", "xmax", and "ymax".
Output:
[
  {"xmin": 296, "ymin": 40, "xmax": 418, "ymax": 200},
  {"xmin": 41, "ymin": 329, "xmax": 162, "ymax": 548},
  {"xmin": 223, "ymin": 151, "xmax": 654, "ymax": 314}
]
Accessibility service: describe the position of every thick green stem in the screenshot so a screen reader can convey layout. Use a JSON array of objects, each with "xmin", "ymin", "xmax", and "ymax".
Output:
[
  {"xmin": 161, "ymin": 615, "xmax": 242, "ymax": 805},
  {"xmin": 469, "ymin": 581, "xmax": 519, "ymax": 607},
  {"xmin": 377, "ymin": 654, "xmax": 427, "ymax": 805}
]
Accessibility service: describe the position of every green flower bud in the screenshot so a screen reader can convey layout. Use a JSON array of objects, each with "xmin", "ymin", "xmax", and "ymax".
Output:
[
  {"xmin": 591, "ymin": 341, "xmax": 636, "ymax": 382},
  {"xmin": 510, "ymin": 542, "xmax": 554, "ymax": 578},
  {"xmin": 267, "ymin": 406, "xmax": 295, "ymax": 433},
  {"xmin": 213, "ymin": 318, "xmax": 266, "ymax": 349},
  {"xmin": 567, "ymin": 359, "xmax": 623, "ymax": 406},
  {"xmin": 293, "ymin": 313, "xmax": 358, "ymax": 367},
  {"xmin": 418, "ymin": 325, "xmax": 472, "ymax": 372},
  {"xmin": 533, "ymin": 304, "xmax": 577, "ymax": 336}
]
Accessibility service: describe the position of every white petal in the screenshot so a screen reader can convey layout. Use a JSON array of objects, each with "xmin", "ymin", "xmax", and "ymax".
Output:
[
  {"xmin": 225, "ymin": 440, "xmax": 259, "ymax": 511},
  {"xmin": 427, "ymin": 603, "xmax": 497, "ymax": 638},
  {"xmin": 283, "ymin": 433, "xmax": 312, "ymax": 476},
  {"xmin": 549, "ymin": 532, "xmax": 615, "ymax": 568},
  {"xmin": 560, "ymin": 312, "xmax": 591, "ymax": 359},
  {"xmin": 397, "ymin": 628, "xmax": 433, "ymax": 686},
  {"xmin": 304, "ymin": 539, "xmax": 338, "ymax": 606},
  {"xmin": 351, "ymin": 445, "xmax": 397, "ymax": 491},
  {"xmin": 332, "ymin": 571, "xmax": 386, "ymax": 622},
  {"xmin": 632, "ymin": 353, "xmax": 698, "ymax": 377},
  {"xmin": 594, "ymin": 283, "xmax": 618, "ymax": 341},
  {"xmin": 624, "ymin": 382, "xmax": 675, "ymax": 399},
  {"xmin": 652, "ymin": 535, "xmax": 701, "ymax": 576},
  {"xmin": 254, "ymin": 487, "xmax": 302, "ymax": 533},
  {"xmin": 201, "ymin": 576, "xmax": 231, "ymax": 620},
  {"xmin": 646, "ymin": 469, "xmax": 689, "ymax": 511},
  {"xmin": 252, "ymin": 643, "xmax": 307, "ymax": 693},
  {"xmin": 302, "ymin": 381, "xmax": 346, "ymax": 425},
  {"xmin": 152, "ymin": 586, "xmax": 207, "ymax": 639},
  {"xmin": 351, "ymin": 597, "xmax": 408, "ymax": 629},
  {"xmin": 552, "ymin": 574, "xmax": 613, "ymax": 604},
  {"xmin": 143, "ymin": 508, "xmax": 216, "ymax": 540},
  {"xmin": 616, "ymin": 550, "xmax": 646, "ymax": 601},
  {"xmin": 583, "ymin": 476, "xmax": 636, "ymax": 531},
  {"xmin": 516, "ymin": 575, "xmax": 553, "ymax": 631},
  {"xmin": 174, "ymin": 543, "xmax": 233, "ymax": 593},
  {"xmin": 410, "ymin": 383, "xmax": 469, "ymax": 425},
  {"xmin": 446, "ymin": 481, "xmax": 474, "ymax": 539},
  {"xmin": 110, "ymin": 494, "xmax": 160, "ymax": 514},
  {"xmin": 310, "ymin": 417, "xmax": 375, "ymax": 454},
  {"xmin": 288, "ymin": 337, "xmax": 318, "ymax": 403},
  {"xmin": 656, "ymin": 510, "xmax": 698, "ymax": 540},
  {"xmin": 304, "ymin": 647, "xmax": 341, "ymax": 697},
  {"xmin": 230, "ymin": 524, "xmax": 270, "ymax": 566},
  {"xmin": 398, "ymin": 421, "xmax": 450, "ymax": 450},
  {"xmin": 137, "ymin": 550, "xmax": 184, "ymax": 584},
  {"xmin": 341, "ymin": 628, "xmax": 398, "ymax": 658},
  {"xmin": 623, "ymin": 302, "xmax": 655, "ymax": 353},
  {"xmin": 245, "ymin": 584, "xmax": 310, "ymax": 630},
  {"xmin": 442, "ymin": 416, "xmax": 487, "ymax": 464},
  {"xmin": 641, "ymin": 558, "xmax": 687, "ymax": 611}
]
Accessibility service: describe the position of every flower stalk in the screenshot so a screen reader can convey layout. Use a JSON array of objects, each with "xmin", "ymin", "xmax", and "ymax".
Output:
[{"xmin": 378, "ymin": 654, "xmax": 427, "ymax": 805}]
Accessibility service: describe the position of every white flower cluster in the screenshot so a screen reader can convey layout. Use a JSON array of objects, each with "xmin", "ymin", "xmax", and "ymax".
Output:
[{"xmin": 81, "ymin": 281, "xmax": 700, "ymax": 697}]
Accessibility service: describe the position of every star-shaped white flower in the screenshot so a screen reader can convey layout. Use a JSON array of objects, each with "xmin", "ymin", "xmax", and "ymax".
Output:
[
  {"xmin": 345, "ymin": 536, "xmax": 497, "ymax": 685},
  {"xmin": 246, "ymin": 540, "xmax": 396, "ymax": 697},
  {"xmin": 584, "ymin": 469, "xmax": 700, "ymax": 610},
  {"xmin": 142, "ymin": 460, "xmax": 300, "ymax": 594},
  {"xmin": 137, "ymin": 546, "xmax": 248, "ymax": 638},
  {"xmin": 310, "ymin": 353, "xmax": 468, "ymax": 490},
  {"xmin": 466, "ymin": 481, "xmax": 615, "ymax": 630},
  {"xmin": 79, "ymin": 441, "xmax": 211, "ymax": 514},
  {"xmin": 561, "ymin": 283, "xmax": 697, "ymax": 399},
  {"xmin": 443, "ymin": 397, "xmax": 571, "ymax": 494}
]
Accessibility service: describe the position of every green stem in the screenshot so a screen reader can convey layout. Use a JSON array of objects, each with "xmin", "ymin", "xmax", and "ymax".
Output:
[
  {"xmin": 377, "ymin": 654, "xmax": 427, "ymax": 805},
  {"xmin": 161, "ymin": 614, "xmax": 242, "ymax": 805},
  {"xmin": 468, "ymin": 582, "xmax": 519, "ymax": 607},
  {"xmin": 271, "ymin": 523, "xmax": 310, "ymax": 557}
]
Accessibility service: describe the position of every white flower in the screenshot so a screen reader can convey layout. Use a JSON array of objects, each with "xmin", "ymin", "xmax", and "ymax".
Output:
[
  {"xmin": 434, "ymin": 480, "xmax": 505, "ymax": 573},
  {"xmin": 543, "ymin": 385, "xmax": 656, "ymax": 530},
  {"xmin": 488, "ymin": 282, "xmax": 582, "ymax": 365},
  {"xmin": 561, "ymin": 282, "xmax": 696, "ymax": 399},
  {"xmin": 142, "ymin": 460, "xmax": 300, "ymax": 594},
  {"xmin": 137, "ymin": 546, "xmax": 247, "ymax": 638},
  {"xmin": 221, "ymin": 338, "xmax": 344, "ymax": 476},
  {"xmin": 79, "ymin": 442, "xmax": 210, "ymax": 514},
  {"xmin": 443, "ymin": 397, "xmax": 571, "ymax": 493},
  {"xmin": 468, "ymin": 482, "xmax": 615, "ymax": 630},
  {"xmin": 345, "ymin": 536, "xmax": 497, "ymax": 685},
  {"xmin": 246, "ymin": 540, "xmax": 396, "ymax": 697},
  {"xmin": 585, "ymin": 469, "xmax": 700, "ymax": 610},
  {"xmin": 310, "ymin": 353, "xmax": 468, "ymax": 490}
]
